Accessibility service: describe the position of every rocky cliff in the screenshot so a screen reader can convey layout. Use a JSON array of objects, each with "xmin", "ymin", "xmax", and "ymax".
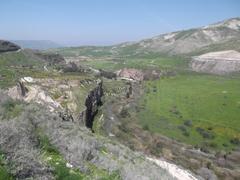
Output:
[
  {"xmin": 79, "ymin": 80, "xmax": 103, "ymax": 130},
  {"xmin": 191, "ymin": 50, "xmax": 240, "ymax": 74}
]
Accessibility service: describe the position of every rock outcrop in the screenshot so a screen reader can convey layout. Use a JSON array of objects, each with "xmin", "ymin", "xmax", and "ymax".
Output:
[
  {"xmin": 0, "ymin": 40, "xmax": 21, "ymax": 53},
  {"xmin": 85, "ymin": 80, "xmax": 103, "ymax": 129},
  {"xmin": 17, "ymin": 81, "xmax": 28, "ymax": 96},
  {"xmin": 191, "ymin": 50, "xmax": 240, "ymax": 74},
  {"xmin": 7, "ymin": 78, "xmax": 61, "ymax": 112},
  {"xmin": 116, "ymin": 68, "xmax": 144, "ymax": 81},
  {"xmin": 79, "ymin": 80, "xmax": 103, "ymax": 129}
]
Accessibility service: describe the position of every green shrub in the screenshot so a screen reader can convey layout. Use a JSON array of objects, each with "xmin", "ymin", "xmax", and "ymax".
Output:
[
  {"xmin": 0, "ymin": 153, "xmax": 13, "ymax": 180},
  {"xmin": 183, "ymin": 120, "xmax": 192, "ymax": 127},
  {"xmin": 36, "ymin": 129, "xmax": 59, "ymax": 154},
  {"xmin": 2, "ymin": 99, "xmax": 23, "ymax": 119},
  {"xmin": 119, "ymin": 108, "xmax": 130, "ymax": 118},
  {"xmin": 143, "ymin": 124, "xmax": 150, "ymax": 131},
  {"xmin": 230, "ymin": 138, "xmax": 240, "ymax": 145}
]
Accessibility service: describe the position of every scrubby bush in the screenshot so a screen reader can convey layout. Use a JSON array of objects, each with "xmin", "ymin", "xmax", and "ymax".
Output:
[
  {"xmin": 143, "ymin": 124, "xmax": 150, "ymax": 131},
  {"xmin": 150, "ymin": 143, "xmax": 162, "ymax": 156},
  {"xmin": 119, "ymin": 108, "xmax": 130, "ymax": 118},
  {"xmin": 200, "ymin": 146, "xmax": 210, "ymax": 153},
  {"xmin": 178, "ymin": 125, "xmax": 187, "ymax": 132},
  {"xmin": 208, "ymin": 142, "xmax": 218, "ymax": 148},
  {"xmin": 184, "ymin": 120, "xmax": 192, "ymax": 127},
  {"xmin": 196, "ymin": 127, "xmax": 215, "ymax": 139},
  {"xmin": 1, "ymin": 98, "xmax": 23, "ymax": 120},
  {"xmin": 230, "ymin": 138, "xmax": 240, "ymax": 145},
  {"xmin": 201, "ymin": 131, "xmax": 214, "ymax": 139},
  {"xmin": 182, "ymin": 131, "xmax": 190, "ymax": 137},
  {"xmin": 207, "ymin": 127, "xmax": 213, "ymax": 131}
]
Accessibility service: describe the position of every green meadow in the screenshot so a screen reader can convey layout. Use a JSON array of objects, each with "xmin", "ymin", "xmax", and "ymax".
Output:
[
  {"xmin": 82, "ymin": 56, "xmax": 189, "ymax": 71},
  {"xmin": 138, "ymin": 73, "xmax": 240, "ymax": 151}
]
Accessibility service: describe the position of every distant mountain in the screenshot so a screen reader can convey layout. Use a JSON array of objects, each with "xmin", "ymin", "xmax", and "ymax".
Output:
[
  {"xmin": 0, "ymin": 40, "xmax": 20, "ymax": 53},
  {"xmin": 50, "ymin": 17, "xmax": 240, "ymax": 57},
  {"xmin": 13, "ymin": 40, "xmax": 62, "ymax": 50},
  {"xmin": 131, "ymin": 17, "xmax": 240, "ymax": 55}
]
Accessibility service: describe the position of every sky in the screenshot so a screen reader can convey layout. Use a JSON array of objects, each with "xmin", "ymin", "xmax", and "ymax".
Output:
[{"xmin": 1, "ymin": 0, "xmax": 240, "ymax": 46}]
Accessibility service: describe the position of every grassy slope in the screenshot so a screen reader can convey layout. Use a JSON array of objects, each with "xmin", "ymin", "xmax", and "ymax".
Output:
[
  {"xmin": 82, "ymin": 56, "xmax": 189, "ymax": 71},
  {"xmin": 48, "ymin": 46, "xmax": 113, "ymax": 57},
  {"xmin": 138, "ymin": 73, "xmax": 240, "ymax": 150},
  {"xmin": 0, "ymin": 51, "xmax": 47, "ymax": 88}
]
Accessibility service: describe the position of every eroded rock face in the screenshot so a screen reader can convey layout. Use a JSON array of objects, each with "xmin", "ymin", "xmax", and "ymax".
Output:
[
  {"xmin": 116, "ymin": 68, "xmax": 144, "ymax": 81},
  {"xmin": 83, "ymin": 80, "xmax": 103, "ymax": 129},
  {"xmin": 17, "ymin": 81, "xmax": 28, "ymax": 96},
  {"xmin": 0, "ymin": 40, "xmax": 21, "ymax": 53},
  {"xmin": 191, "ymin": 50, "xmax": 240, "ymax": 74}
]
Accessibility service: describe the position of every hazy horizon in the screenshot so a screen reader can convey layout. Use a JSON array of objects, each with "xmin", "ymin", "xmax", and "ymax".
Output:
[{"xmin": 1, "ymin": 0, "xmax": 240, "ymax": 46}]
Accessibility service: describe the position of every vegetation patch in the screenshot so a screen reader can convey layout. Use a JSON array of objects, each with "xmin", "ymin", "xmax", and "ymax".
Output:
[
  {"xmin": 36, "ymin": 128, "xmax": 121, "ymax": 179},
  {"xmin": 1, "ymin": 99, "xmax": 23, "ymax": 119},
  {"xmin": 81, "ymin": 56, "xmax": 189, "ymax": 71},
  {"xmin": 138, "ymin": 73, "xmax": 240, "ymax": 151},
  {"xmin": 0, "ymin": 152, "xmax": 13, "ymax": 180},
  {"xmin": 36, "ymin": 128, "xmax": 85, "ymax": 179}
]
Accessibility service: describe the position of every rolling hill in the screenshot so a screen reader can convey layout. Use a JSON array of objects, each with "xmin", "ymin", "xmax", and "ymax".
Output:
[{"xmin": 49, "ymin": 17, "xmax": 240, "ymax": 57}]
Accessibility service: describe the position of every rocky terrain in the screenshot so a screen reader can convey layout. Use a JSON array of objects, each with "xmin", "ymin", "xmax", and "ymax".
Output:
[
  {"xmin": 191, "ymin": 50, "xmax": 240, "ymax": 74},
  {"xmin": 0, "ymin": 41, "xmax": 191, "ymax": 180},
  {"xmin": 1, "ymin": 17, "xmax": 240, "ymax": 180},
  {"xmin": 0, "ymin": 91, "xmax": 178, "ymax": 180}
]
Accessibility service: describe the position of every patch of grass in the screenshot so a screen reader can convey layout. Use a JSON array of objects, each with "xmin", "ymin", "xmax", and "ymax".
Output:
[
  {"xmin": 0, "ymin": 153, "xmax": 13, "ymax": 180},
  {"xmin": 0, "ymin": 50, "xmax": 60, "ymax": 88},
  {"xmin": 85, "ymin": 162, "xmax": 121, "ymax": 180},
  {"xmin": 82, "ymin": 56, "xmax": 189, "ymax": 71},
  {"xmin": 0, "ymin": 51, "xmax": 42, "ymax": 67},
  {"xmin": 0, "ymin": 70, "xmax": 15, "ymax": 88},
  {"xmin": 48, "ymin": 46, "xmax": 113, "ymax": 57},
  {"xmin": 36, "ymin": 129, "xmax": 85, "ymax": 180},
  {"xmin": 2, "ymin": 99, "xmax": 23, "ymax": 119},
  {"xmin": 138, "ymin": 73, "xmax": 240, "ymax": 151}
]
